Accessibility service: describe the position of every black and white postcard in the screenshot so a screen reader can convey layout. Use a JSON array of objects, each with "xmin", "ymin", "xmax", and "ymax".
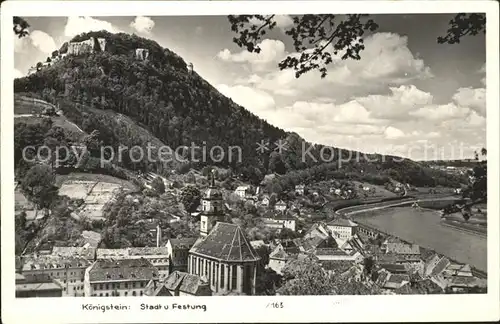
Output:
[{"xmin": 1, "ymin": 1, "xmax": 499, "ymax": 323}]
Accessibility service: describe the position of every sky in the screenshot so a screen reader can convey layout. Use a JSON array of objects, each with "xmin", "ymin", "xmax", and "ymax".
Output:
[{"xmin": 14, "ymin": 15, "xmax": 487, "ymax": 161}]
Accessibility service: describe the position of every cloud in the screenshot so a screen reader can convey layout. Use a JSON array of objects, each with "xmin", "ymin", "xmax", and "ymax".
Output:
[
  {"xmin": 452, "ymin": 87, "xmax": 486, "ymax": 117},
  {"xmin": 29, "ymin": 30, "xmax": 57, "ymax": 54},
  {"xmin": 215, "ymin": 80, "xmax": 484, "ymax": 160},
  {"xmin": 273, "ymin": 15, "xmax": 294, "ymax": 31},
  {"xmin": 384, "ymin": 126, "xmax": 406, "ymax": 140},
  {"xmin": 410, "ymin": 103, "xmax": 471, "ymax": 122},
  {"xmin": 356, "ymin": 85, "xmax": 433, "ymax": 120},
  {"xmin": 248, "ymin": 15, "xmax": 294, "ymax": 32},
  {"xmin": 130, "ymin": 16, "xmax": 155, "ymax": 35},
  {"xmin": 64, "ymin": 16, "xmax": 121, "ymax": 37},
  {"xmin": 217, "ymin": 39, "xmax": 286, "ymax": 70},
  {"xmin": 14, "ymin": 30, "xmax": 56, "ymax": 54},
  {"xmin": 234, "ymin": 32, "xmax": 433, "ymax": 100}
]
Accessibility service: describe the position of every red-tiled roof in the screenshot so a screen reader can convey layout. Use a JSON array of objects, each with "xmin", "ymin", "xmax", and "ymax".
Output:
[{"xmin": 189, "ymin": 223, "xmax": 260, "ymax": 262}]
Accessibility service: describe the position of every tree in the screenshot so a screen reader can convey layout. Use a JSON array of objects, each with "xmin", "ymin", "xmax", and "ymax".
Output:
[
  {"xmin": 13, "ymin": 17, "xmax": 30, "ymax": 38},
  {"xmin": 227, "ymin": 13, "xmax": 485, "ymax": 78},
  {"xmin": 363, "ymin": 256, "xmax": 374, "ymax": 275},
  {"xmin": 20, "ymin": 164, "xmax": 59, "ymax": 209},
  {"xmin": 180, "ymin": 185, "xmax": 201, "ymax": 213},
  {"xmin": 151, "ymin": 177, "xmax": 165, "ymax": 194},
  {"xmin": 277, "ymin": 257, "xmax": 335, "ymax": 295}
]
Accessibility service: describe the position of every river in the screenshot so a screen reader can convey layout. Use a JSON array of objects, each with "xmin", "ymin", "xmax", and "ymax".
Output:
[{"xmin": 353, "ymin": 207, "xmax": 487, "ymax": 272}]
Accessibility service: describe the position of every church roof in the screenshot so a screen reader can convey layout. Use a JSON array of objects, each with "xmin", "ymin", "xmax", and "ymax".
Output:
[
  {"xmin": 204, "ymin": 187, "xmax": 222, "ymax": 200},
  {"xmin": 189, "ymin": 223, "xmax": 260, "ymax": 262}
]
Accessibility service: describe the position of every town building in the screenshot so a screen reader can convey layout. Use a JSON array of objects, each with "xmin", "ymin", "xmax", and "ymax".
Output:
[
  {"xmin": 166, "ymin": 237, "xmax": 198, "ymax": 272},
  {"xmin": 295, "ymin": 184, "xmax": 305, "ymax": 195},
  {"xmin": 268, "ymin": 244, "xmax": 291, "ymax": 275},
  {"xmin": 187, "ymin": 173, "xmax": 261, "ymax": 295},
  {"xmin": 84, "ymin": 258, "xmax": 159, "ymax": 297},
  {"xmin": 274, "ymin": 200, "xmax": 287, "ymax": 212},
  {"xmin": 260, "ymin": 195, "xmax": 270, "ymax": 207},
  {"xmin": 234, "ymin": 186, "xmax": 250, "ymax": 199},
  {"xmin": 144, "ymin": 271, "xmax": 212, "ymax": 296},
  {"xmin": 326, "ymin": 219, "xmax": 358, "ymax": 241},
  {"xmin": 262, "ymin": 213, "xmax": 296, "ymax": 232},
  {"xmin": 96, "ymin": 247, "xmax": 170, "ymax": 275},
  {"xmin": 382, "ymin": 241, "xmax": 421, "ymax": 263},
  {"xmin": 20, "ymin": 255, "xmax": 91, "ymax": 297},
  {"xmin": 16, "ymin": 273, "xmax": 63, "ymax": 298},
  {"xmin": 313, "ymin": 248, "xmax": 363, "ymax": 263}
]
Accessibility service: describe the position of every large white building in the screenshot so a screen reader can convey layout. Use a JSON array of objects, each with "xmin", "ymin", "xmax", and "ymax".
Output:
[
  {"xmin": 20, "ymin": 255, "xmax": 91, "ymax": 297},
  {"xmin": 326, "ymin": 219, "xmax": 358, "ymax": 241},
  {"xmin": 84, "ymin": 258, "xmax": 158, "ymax": 297}
]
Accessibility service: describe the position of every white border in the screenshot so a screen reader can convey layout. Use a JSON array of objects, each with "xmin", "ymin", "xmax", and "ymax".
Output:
[{"xmin": 1, "ymin": 1, "xmax": 499, "ymax": 323}]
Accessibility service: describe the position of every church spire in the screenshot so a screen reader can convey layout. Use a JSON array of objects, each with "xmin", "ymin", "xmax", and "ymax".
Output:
[{"xmin": 210, "ymin": 169, "xmax": 216, "ymax": 188}]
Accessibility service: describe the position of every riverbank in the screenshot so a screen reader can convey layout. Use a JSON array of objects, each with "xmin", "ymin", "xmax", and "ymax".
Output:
[{"xmin": 353, "ymin": 207, "xmax": 487, "ymax": 272}]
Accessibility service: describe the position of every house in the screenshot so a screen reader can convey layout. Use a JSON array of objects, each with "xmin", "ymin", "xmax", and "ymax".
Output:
[
  {"xmin": 97, "ymin": 247, "xmax": 170, "ymax": 274},
  {"xmin": 274, "ymin": 200, "xmax": 287, "ymax": 212},
  {"xmin": 51, "ymin": 246, "xmax": 96, "ymax": 261},
  {"xmin": 424, "ymin": 254, "xmax": 450, "ymax": 277},
  {"xmin": 382, "ymin": 242, "xmax": 421, "ymax": 263},
  {"xmin": 339, "ymin": 234, "xmax": 365, "ymax": 255},
  {"xmin": 313, "ymin": 248, "xmax": 363, "ymax": 263},
  {"xmin": 363, "ymin": 186, "xmax": 371, "ymax": 192},
  {"xmin": 16, "ymin": 273, "xmax": 63, "ymax": 298},
  {"xmin": 268, "ymin": 244, "xmax": 290, "ymax": 275},
  {"xmin": 84, "ymin": 258, "xmax": 158, "ymax": 297},
  {"xmin": 165, "ymin": 238, "xmax": 198, "ymax": 272},
  {"xmin": 20, "ymin": 255, "xmax": 91, "ymax": 297},
  {"xmin": 382, "ymin": 274, "xmax": 410, "ymax": 290},
  {"xmin": 443, "ymin": 263, "xmax": 473, "ymax": 278},
  {"xmin": 454, "ymin": 188, "xmax": 463, "ymax": 194},
  {"xmin": 295, "ymin": 184, "xmax": 305, "ymax": 195},
  {"xmin": 326, "ymin": 219, "xmax": 358, "ymax": 241},
  {"xmin": 144, "ymin": 271, "xmax": 212, "ymax": 296},
  {"xmin": 262, "ymin": 213, "xmax": 296, "ymax": 232},
  {"xmin": 379, "ymin": 263, "xmax": 408, "ymax": 274},
  {"xmin": 260, "ymin": 195, "xmax": 270, "ymax": 207},
  {"xmin": 235, "ymin": 186, "xmax": 250, "ymax": 199}
]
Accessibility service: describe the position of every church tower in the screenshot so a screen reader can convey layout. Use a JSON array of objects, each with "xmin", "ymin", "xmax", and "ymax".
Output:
[{"xmin": 200, "ymin": 170, "xmax": 224, "ymax": 237}]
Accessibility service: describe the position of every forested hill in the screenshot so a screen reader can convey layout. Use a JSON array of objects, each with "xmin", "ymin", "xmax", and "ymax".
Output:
[{"xmin": 14, "ymin": 31, "xmax": 465, "ymax": 188}]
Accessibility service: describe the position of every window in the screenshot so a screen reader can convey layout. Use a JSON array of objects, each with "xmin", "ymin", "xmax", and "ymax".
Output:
[
  {"xmin": 105, "ymin": 293, "xmax": 109, "ymax": 297},
  {"xmin": 140, "ymin": 282, "xmax": 144, "ymax": 288},
  {"xmin": 106, "ymin": 284, "xmax": 109, "ymax": 290},
  {"xmin": 132, "ymin": 282, "xmax": 136, "ymax": 288},
  {"xmin": 116, "ymin": 292, "xmax": 120, "ymax": 296},
  {"xmin": 231, "ymin": 265, "xmax": 237, "ymax": 289},
  {"xmin": 220, "ymin": 265, "xmax": 225, "ymax": 288},
  {"xmin": 132, "ymin": 291, "xmax": 136, "ymax": 296},
  {"xmin": 125, "ymin": 283, "xmax": 128, "ymax": 289},
  {"xmin": 99, "ymin": 284, "xmax": 103, "ymax": 290},
  {"xmin": 140, "ymin": 291, "xmax": 143, "ymax": 296},
  {"xmin": 100, "ymin": 293, "xmax": 103, "ymax": 296},
  {"xmin": 125, "ymin": 292, "xmax": 128, "ymax": 296}
]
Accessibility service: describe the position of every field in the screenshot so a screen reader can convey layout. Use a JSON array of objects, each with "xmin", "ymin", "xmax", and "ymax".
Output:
[
  {"xmin": 56, "ymin": 173, "xmax": 138, "ymax": 221},
  {"xmin": 351, "ymin": 181, "xmax": 397, "ymax": 199}
]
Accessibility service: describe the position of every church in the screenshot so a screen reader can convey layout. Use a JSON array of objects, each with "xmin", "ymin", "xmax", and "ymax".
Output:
[{"xmin": 187, "ymin": 172, "xmax": 261, "ymax": 295}]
